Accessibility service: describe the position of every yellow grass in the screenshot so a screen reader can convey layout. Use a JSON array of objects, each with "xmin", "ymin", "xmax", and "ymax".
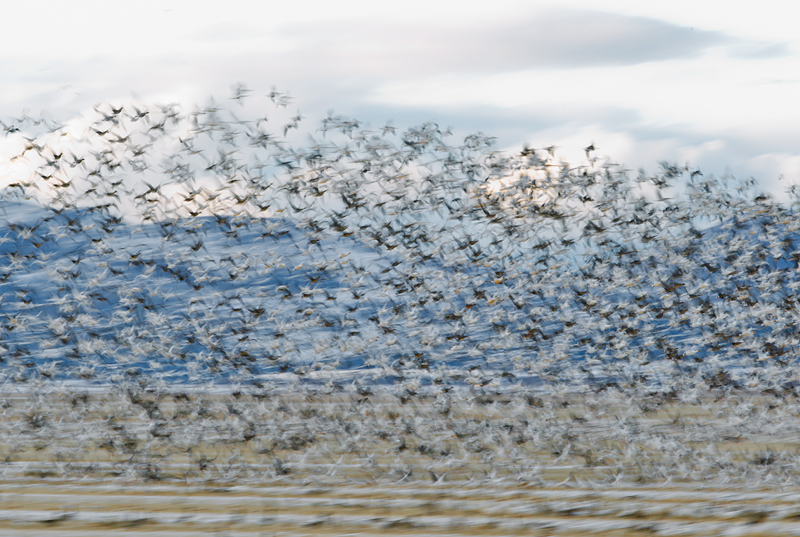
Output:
[{"xmin": 1, "ymin": 388, "xmax": 799, "ymax": 535}]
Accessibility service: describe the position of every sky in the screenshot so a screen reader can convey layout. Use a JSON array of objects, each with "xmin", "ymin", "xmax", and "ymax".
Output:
[{"xmin": 2, "ymin": 0, "xmax": 799, "ymax": 194}]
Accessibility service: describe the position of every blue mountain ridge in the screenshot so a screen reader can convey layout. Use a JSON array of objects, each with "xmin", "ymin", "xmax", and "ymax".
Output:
[{"xmin": 2, "ymin": 196, "xmax": 799, "ymax": 395}]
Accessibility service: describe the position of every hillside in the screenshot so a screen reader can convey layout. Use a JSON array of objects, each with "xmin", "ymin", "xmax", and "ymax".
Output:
[{"xmin": 1, "ymin": 97, "xmax": 799, "ymax": 397}]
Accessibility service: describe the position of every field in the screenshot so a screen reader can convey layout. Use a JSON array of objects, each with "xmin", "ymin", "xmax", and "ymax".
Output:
[{"xmin": 2, "ymin": 387, "xmax": 800, "ymax": 535}]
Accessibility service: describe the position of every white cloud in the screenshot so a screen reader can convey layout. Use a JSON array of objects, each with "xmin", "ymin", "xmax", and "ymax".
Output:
[{"xmin": 0, "ymin": 1, "xmax": 798, "ymax": 187}]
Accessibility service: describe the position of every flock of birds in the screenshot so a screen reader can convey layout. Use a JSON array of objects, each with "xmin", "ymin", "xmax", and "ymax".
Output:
[
  {"xmin": 0, "ymin": 86, "xmax": 800, "ymax": 484},
  {"xmin": 1, "ymin": 87, "xmax": 798, "ymax": 396}
]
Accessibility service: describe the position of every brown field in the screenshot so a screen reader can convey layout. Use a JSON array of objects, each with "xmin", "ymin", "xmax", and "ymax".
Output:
[{"xmin": 2, "ymin": 387, "xmax": 800, "ymax": 535}]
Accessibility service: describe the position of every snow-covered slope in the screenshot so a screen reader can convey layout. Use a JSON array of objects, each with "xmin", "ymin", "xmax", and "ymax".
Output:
[{"xmin": 2, "ymin": 98, "xmax": 800, "ymax": 395}]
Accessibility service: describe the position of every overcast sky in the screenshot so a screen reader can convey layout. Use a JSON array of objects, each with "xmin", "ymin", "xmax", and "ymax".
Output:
[{"xmin": 3, "ymin": 0, "xmax": 799, "ymax": 192}]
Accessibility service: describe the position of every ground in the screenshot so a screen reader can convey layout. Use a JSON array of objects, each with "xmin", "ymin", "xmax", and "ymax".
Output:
[{"xmin": 1, "ymin": 387, "xmax": 799, "ymax": 535}]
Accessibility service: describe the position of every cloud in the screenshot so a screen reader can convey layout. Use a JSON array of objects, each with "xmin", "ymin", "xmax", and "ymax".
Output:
[
  {"xmin": 280, "ymin": 8, "xmax": 791, "ymax": 78},
  {"xmin": 1, "ymin": 4, "xmax": 795, "ymax": 192},
  {"xmin": 727, "ymin": 41, "xmax": 793, "ymax": 60},
  {"xmin": 342, "ymin": 97, "xmax": 800, "ymax": 192},
  {"xmin": 469, "ymin": 9, "xmax": 729, "ymax": 70}
]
